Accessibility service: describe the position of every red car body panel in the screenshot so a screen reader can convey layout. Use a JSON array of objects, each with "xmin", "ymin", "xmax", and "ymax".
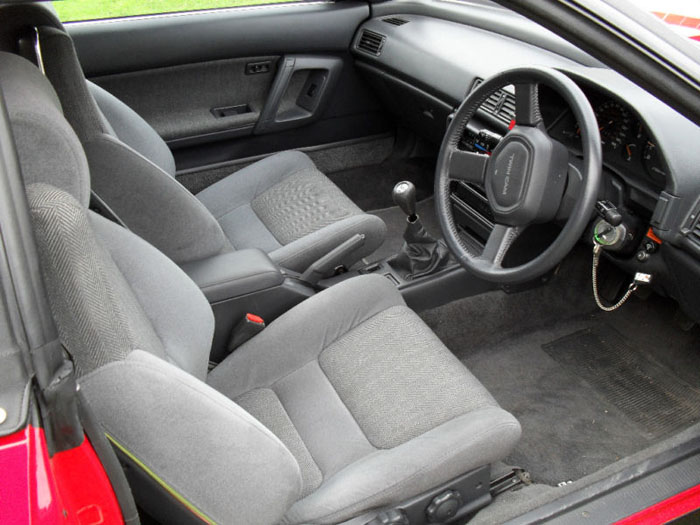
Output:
[
  {"xmin": 615, "ymin": 484, "xmax": 700, "ymax": 525},
  {"xmin": 0, "ymin": 424, "xmax": 123, "ymax": 524}
]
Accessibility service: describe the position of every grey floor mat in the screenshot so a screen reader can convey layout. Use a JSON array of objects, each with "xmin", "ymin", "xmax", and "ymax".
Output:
[
  {"xmin": 462, "ymin": 321, "xmax": 654, "ymax": 486},
  {"xmin": 543, "ymin": 324, "xmax": 700, "ymax": 438},
  {"xmin": 421, "ymin": 252, "xmax": 700, "ymax": 486},
  {"xmin": 365, "ymin": 198, "xmax": 441, "ymax": 263}
]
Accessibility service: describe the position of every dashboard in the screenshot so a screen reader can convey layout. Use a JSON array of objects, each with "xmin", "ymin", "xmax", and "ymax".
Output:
[
  {"xmin": 460, "ymin": 82, "xmax": 670, "ymax": 215},
  {"xmin": 351, "ymin": 3, "xmax": 700, "ymax": 320}
]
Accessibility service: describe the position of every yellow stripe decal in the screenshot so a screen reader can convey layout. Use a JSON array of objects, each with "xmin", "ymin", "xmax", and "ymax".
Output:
[{"xmin": 105, "ymin": 432, "xmax": 216, "ymax": 524}]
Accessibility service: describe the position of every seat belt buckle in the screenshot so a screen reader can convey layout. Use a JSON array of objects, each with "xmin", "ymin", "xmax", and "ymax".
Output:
[{"xmin": 227, "ymin": 313, "xmax": 265, "ymax": 353}]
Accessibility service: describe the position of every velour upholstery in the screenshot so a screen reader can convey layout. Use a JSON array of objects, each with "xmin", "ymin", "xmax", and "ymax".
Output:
[
  {"xmin": 88, "ymin": 82, "xmax": 177, "ymax": 177},
  {"xmin": 80, "ymin": 350, "xmax": 303, "ymax": 525},
  {"xmin": 3, "ymin": 48, "xmax": 521, "ymax": 525},
  {"xmin": 0, "ymin": 50, "xmax": 89, "ymax": 206},
  {"xmin": 37, "ymin": 26, "xmax": 233, "ymax": 264},
  {"xmin": 34, "ymin": 23, "xmax": 386, "ymax": 269},
  {"xmin": 209, "ymin": 276, "xmax": 521, "ymax": 524},
  {"xmin": 197, "ymin": 150, "xmax": 387, "ymax": 271}
]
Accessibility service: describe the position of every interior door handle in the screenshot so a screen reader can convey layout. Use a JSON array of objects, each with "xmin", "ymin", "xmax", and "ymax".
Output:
[{"xmin": 254, "ymin": 55, "xmax": 343, "ymax": 135}]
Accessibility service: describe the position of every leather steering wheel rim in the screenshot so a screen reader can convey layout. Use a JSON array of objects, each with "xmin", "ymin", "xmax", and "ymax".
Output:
[{"xmin": 435, "ymin": 66, "xmax": 603, "ymax": 284}]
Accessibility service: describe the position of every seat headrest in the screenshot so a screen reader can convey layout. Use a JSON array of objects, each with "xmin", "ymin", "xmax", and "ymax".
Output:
[
  {"xmin": 0, "ymin": 2, "xmax": 64, "ymax": 54},
  {"xmin": 0, "ymin": 51, "xmax": 90, "ymax": 206}
]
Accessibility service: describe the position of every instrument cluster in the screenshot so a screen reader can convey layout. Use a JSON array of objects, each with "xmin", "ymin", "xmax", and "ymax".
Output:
[{"xmin": 542, "ymin": 85, "xmax": 669, "ymax": 190}]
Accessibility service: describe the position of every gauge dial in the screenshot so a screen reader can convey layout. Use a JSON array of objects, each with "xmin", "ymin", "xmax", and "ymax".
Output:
[
  {"xmin": 595, "ymin": 100, "xmax": 631, "ymax": 149},
  {"xmin": 643, "ymin": 140, "xmax": 667, "ymax": 186}
]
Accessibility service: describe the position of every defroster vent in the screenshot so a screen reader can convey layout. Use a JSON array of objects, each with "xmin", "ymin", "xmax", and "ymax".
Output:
[{"xmin": 382, "ymin": 17, "xmax": 409, "ymax": 26}]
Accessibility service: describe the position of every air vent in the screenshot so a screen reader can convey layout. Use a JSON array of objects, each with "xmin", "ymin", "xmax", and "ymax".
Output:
[
  {"xmin": 689, "ymin": 216, "xmax": 700, "ymax": 246},
  {"xmin": 382, "ymin": 17, "xmax": 409, "ymax": 26},
  {"xmin": 471, "ymin": 78, "xmax": 516, "ymax": 126},
  {"xmin": 357, "ymin": 29, "xmax": 386, "ymax": 56}
]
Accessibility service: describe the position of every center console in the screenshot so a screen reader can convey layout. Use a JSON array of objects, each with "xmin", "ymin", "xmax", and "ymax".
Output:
[
  {"xmin": 184, "ymin": 166, "xmax": 502, "ymax": 364},
  {"xmin": 181, "ymin": 249, "xmax": 313, "ymax": 362},
  {"xmin": 319, "ymin": 179, "xmax": 495, "ymax": 310}
]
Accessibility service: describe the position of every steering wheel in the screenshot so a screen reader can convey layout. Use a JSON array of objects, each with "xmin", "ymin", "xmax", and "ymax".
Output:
[{"xmin": 435, "ymin": 66, "xmax": 602, "ymax": 284}]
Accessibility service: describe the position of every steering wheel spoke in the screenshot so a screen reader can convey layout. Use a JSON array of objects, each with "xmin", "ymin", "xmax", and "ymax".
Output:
[
  {"xmin": 479, "ymin": 224, "xmax": 521, "ymax": 268},
  {"xmin": 514, "ymin": 83, "xmax": 543, "ymax": 127},
  {"xmin": 447, "ymin": 146, "xmax": 489, "ymax": 185}
]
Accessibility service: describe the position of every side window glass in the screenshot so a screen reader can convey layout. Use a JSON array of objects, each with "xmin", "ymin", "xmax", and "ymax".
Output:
[{"xmin": 53, "ymin": 0, "xmax": 295, "ymax": 22}]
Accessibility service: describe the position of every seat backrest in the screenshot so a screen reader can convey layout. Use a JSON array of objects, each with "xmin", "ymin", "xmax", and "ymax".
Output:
[
  {"xmin": 1, "ymin": 50, "xmax": 302, "ymax": 523},
  {"xmin": 0, "ymin": 2, "xmax": 233, "ymax": 264},
  {"xmin": 87, "ymin": 80, "xmax": 177, "ymax": 176},
  {"xmin": 1, "ymin": 50, "xmax": 214, "ymax": 379}
]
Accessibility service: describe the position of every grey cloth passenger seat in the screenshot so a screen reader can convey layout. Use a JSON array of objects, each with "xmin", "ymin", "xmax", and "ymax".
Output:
[
  {"xmin": 2, "ymin": 44, "xmax": 521, "ymax": 525},
  {"xmin": 32, "ymin": 20, "xmax": 386, "ymax": 270}
]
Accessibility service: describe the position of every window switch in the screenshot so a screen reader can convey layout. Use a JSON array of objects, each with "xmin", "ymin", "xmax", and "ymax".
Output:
[{"xmin": 246, "ymin": 61, "xmax": 271, "ymax": 75}]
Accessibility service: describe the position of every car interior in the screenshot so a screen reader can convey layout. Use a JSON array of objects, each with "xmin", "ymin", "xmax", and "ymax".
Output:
[{"xmin": 1, "ymin": 0, "xmax": 700, "ymax": 523}]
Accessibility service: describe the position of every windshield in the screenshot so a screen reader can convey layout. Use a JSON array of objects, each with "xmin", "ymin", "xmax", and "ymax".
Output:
[{"xmin": 636, "ymin": 0, "xmax": 700, "ymax": 42}]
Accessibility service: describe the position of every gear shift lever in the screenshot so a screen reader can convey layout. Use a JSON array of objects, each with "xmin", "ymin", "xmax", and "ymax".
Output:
[
  {"xmin": 393, "ymin": 181, "xmax": 417, "ymax": 221},
  {"xmin": 391, "ymin": 181, "xmax": 449, "ymax": 280}
]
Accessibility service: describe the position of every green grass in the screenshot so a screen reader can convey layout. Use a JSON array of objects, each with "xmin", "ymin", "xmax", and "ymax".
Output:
[{"xmin": 52, "ymin": 0, "xmax": 292, "ymax": 22}]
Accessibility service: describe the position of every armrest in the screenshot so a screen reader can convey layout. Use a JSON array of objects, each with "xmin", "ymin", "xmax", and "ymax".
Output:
[{"xmin": 181, "ymin": 249, "xmax": 284, "ymax": 303}]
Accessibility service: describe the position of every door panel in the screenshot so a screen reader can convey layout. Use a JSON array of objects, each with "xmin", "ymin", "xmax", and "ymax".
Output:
[
  {"xmin": 68, "ymin": 2, "xmax": 369, "ymax": 76},
  {"xmin": 65, "ymin": 2, "xmax": 391, "ymax": 171},
  {"xmin": 92, "ymin": 56, "xmax": 280, "ymax": 143}
]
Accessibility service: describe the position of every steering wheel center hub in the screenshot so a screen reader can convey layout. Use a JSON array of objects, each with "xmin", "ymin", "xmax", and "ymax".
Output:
[
  {"xmin": 487, "ymin": 137, "xmax": 532, "ymax": 211},
  {"xmin": 487, "ymin": 126, "xmax": 569, "ymax": 227}
]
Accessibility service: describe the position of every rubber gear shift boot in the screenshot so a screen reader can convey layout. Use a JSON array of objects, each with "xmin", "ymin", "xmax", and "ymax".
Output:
[{"xmin": 393, "ymin": 217, "xmax": 450, "ymax": 280}]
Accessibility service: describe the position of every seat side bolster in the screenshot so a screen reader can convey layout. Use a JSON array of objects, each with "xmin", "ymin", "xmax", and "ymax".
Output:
[
  {"xmin": 283, "ymin": 407, "xmax": 521, "ymax": 525},
  {"xmin": 81, "ymin": 350, "xmax": 302, "ymax": 525}
]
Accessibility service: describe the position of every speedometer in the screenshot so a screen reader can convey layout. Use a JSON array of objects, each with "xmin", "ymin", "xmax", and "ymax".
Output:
[{"xmin": 595, "ymin": 100, "xmax": 632, "ymax": 149}]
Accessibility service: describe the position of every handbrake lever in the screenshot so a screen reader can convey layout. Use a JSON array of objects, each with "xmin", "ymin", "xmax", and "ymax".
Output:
[{"xmin": 300, "ymin": 234, "xmax": 365, "ymax": 286}]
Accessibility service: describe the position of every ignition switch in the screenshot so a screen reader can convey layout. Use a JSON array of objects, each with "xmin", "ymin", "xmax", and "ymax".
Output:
[
  {"xmin": 592, "ymin": 201, "xmax": 636, "ymax": 253},
  {"xmin": 590, "ymin": 203, "xmax": 654, "ymax": 312},
  {"xmin": 593, "ymin": 219, "xmax": 628, "ymax": 251}
]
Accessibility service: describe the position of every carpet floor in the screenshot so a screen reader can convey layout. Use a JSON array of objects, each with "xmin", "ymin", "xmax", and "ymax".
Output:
[
  {"xmin": 421, "ymin": 252, "xmax": 700, "ymax": 486},
  {"xmin": 328, "ymin": 157, "xmax": 435, "ymax": 211}
]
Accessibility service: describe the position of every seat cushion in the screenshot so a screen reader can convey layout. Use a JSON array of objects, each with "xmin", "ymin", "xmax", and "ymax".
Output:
[
  {"xmin": 208, "ymin": 274, "xmax": 521, "ymax": 524},
  {"xmin": 196, "ymin": 151, "xmax": 386, "ymax": 272}
]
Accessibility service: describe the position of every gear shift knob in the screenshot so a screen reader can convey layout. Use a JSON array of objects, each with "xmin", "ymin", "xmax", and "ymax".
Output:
[{"xmin": 393, "ymin": 181, "xmax": 417, "ymax": 220}]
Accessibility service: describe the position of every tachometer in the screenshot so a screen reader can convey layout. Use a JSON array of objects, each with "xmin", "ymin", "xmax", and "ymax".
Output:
[{"xmin": 595, "ymin": 100, "xmax": 631, "ymax": 149}]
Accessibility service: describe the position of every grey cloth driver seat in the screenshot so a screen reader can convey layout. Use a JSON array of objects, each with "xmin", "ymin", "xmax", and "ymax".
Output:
[
  {"xmin": 25, "ymin": 17, "xmax": 386, "ymax": 271},
  {"xmin": 4, "ymin": 51, "xmax": 521, "ymax": 525}
]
